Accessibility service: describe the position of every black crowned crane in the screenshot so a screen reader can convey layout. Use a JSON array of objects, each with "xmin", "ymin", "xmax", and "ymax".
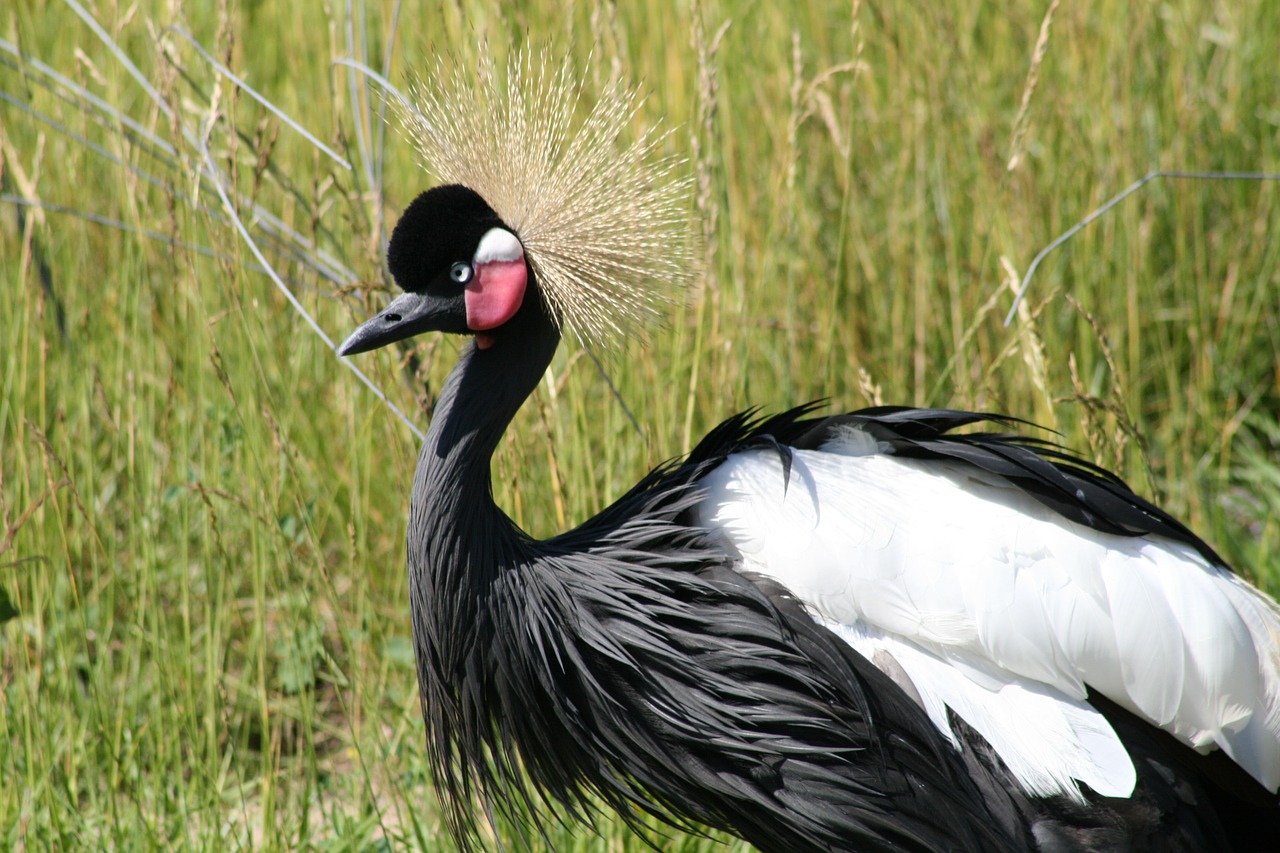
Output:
[{"xmin": 338, "ymin": 53, "xmax": 1280, "ymax": 852}]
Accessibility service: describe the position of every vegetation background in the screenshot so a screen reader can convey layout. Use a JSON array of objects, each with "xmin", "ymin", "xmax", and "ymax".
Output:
[{"xmin": 3, "ymin": 0, "xmax": 1278, "ymax": 849}]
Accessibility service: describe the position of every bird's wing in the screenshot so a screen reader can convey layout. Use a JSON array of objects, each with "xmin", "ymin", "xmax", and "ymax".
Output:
[{"xmin": 693, "ymin": 423, "xmax": 1280, "ymax": 801}]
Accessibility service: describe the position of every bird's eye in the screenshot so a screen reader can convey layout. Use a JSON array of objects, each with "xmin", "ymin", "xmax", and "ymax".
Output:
[{"xmin": 449, "ymin": 262, "xmax": 474, "ymax": 284}]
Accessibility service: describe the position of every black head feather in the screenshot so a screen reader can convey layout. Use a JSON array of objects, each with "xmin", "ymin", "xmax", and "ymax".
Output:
[{"xmin": 387, "ymin": 184, "xmax": 507, "ymax": 293}]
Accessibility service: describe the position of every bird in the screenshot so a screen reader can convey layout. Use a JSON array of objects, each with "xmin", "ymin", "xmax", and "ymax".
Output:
[{"xmin": 338, "ymin": 51, "xmax": 1280, "ymax": 852}]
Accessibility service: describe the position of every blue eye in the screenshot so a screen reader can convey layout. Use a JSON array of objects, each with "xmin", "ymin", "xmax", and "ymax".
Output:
[{"xmin": 450, "ymin": 262, "xmax": 474, "ymax": 284}]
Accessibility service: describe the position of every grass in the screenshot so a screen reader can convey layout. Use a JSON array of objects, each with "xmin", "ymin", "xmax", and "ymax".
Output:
[{"xmin": 2, "ymin": 0, "xmax": 1278, "ymax": 849}]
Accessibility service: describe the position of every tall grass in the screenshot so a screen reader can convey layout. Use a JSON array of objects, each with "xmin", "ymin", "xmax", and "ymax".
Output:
[{"xmin": 2, "ymin": 1, "xmax": 1278, "ymax": 850}]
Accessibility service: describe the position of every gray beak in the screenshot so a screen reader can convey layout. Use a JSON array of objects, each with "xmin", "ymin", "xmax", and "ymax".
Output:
[{"xmin": 337, "ymin": 291, "xmax": 454, "ymax": 356}]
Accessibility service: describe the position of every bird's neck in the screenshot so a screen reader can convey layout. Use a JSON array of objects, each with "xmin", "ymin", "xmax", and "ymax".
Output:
[
  {"xmin": 407, "ymin": 303, "xmax": 560, "ymax": 663},
  {"xmin": 420, "ymin": 323, "xmax": 559, "ymax": 500}
]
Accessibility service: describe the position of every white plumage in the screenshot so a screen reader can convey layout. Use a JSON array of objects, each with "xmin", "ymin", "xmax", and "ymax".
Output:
[{"xmin": 695, "ymin": 424, "xmax": 1280, "ymax": 801}]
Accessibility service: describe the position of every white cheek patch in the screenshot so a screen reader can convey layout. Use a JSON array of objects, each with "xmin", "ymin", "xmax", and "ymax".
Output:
[{"xmin": 474, "ymin": 227, "xmax": 524, "ymax": 264}]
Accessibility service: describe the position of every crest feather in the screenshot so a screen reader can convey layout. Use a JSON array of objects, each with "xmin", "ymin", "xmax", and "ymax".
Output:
[{"xmin": 398, "ymin": 49, "xmax": 693, "ymax": 346}]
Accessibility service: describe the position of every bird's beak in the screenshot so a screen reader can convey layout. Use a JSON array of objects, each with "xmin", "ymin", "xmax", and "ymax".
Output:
[{"xmin": 338, "ymin": 291, "xmax": 453, "ymax": 356}]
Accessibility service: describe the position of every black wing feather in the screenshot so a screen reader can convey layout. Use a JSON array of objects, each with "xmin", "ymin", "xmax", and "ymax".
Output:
[{"xmin": 784, "ymin": 405, "xmax": 1227, "ymax": 567}]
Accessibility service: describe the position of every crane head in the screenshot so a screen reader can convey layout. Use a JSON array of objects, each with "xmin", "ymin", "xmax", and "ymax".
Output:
[{"xmin": 338, "ymin": 184, "xmax": 530, "ymax": 355}]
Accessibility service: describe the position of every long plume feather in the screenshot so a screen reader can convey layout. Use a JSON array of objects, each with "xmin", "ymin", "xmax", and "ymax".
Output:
[{"xmin": 397, "ymin": 48, "xmax": 694, "ymax": 347}]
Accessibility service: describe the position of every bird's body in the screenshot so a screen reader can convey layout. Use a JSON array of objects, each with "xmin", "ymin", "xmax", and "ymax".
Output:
[
  {"xmin": 402, "ymin": 310, "xmax": 1023, "ymax": 851},
  {"xmin": 339, "ymin": 54, "xmax": 1280, "ymax": 851}
]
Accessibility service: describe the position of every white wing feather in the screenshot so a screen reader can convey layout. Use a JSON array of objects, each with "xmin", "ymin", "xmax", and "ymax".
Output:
[
  {"xmin": 694, "ymin": 430, "xmax": 1280, "ymax": 800},
  {"xmin": 818, "ymin": 617, "xmax": 1136, "ymax": 799}
]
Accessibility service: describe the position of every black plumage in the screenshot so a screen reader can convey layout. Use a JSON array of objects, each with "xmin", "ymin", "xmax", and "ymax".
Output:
[{"xmin": 386, "ymin": 255, "xmax": 1024, "ymax": 851}]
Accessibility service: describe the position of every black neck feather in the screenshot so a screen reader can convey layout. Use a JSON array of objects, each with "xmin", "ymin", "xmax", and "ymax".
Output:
[{"xmin": 408, "ymin": 295, "xmax": 560, "ymax": 643}]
